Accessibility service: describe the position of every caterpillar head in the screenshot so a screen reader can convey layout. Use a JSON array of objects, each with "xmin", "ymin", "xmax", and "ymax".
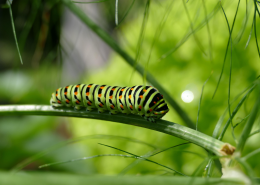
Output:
[{"xmin": 153, "ymin": 101, "xmax": 169, "ymax": 119}]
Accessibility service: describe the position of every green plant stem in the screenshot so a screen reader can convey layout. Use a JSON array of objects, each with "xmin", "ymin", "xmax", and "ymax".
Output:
[
  {"xmin": 0, "ymin": 105, "xmax": 234, "ymax": 157},
  {"xmin": 61, "ymin": 0, "xmax": 195, "ymax": 129},
  {"xmin": 39, "ymin": 153, "xmax": 186, "ymax": 176},
  {"xmin": 0, "ymin": 171, "xmax": 244, "ymax": 185},
  {"xmin": 11, "ymin": 134, "xmax": 158, "ymax": 173},
  {"xmin": 249, "ymin": 129, "xmax": 260, "ymax": 138},
  {"xmin": 235, "ymin": 86, "xmax": 260, "ymax": 155},
  {"xmin": 218, "ymin": 84, "xmax": 256, "ymax": 140},
  {"xmin": 242, "ymin": 148, "xmax": 260, "ymax": 161},
  {"xmin": 8, "ymin": 1, "xmax": 23, "ymax": 65}
]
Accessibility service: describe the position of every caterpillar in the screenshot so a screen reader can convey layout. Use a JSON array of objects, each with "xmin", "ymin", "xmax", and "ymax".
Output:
[{"xmin": 50, "ymin": 84, "xmax": 169, "ymax": 122}]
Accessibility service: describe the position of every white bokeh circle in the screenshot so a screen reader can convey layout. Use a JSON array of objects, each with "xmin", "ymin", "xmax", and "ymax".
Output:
[{"xmin": 181, "ymin": 90, "xmax": 194, "ymax": 103}]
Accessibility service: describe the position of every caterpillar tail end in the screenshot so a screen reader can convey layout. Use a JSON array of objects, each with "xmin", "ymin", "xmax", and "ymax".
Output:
[
  {"xmin": 50, "ymin": 96, "xmax": 55, "ymax": 106},
  {"xmin": 50, "ymin": 94, "xmax": 62, "ymax": 108}
]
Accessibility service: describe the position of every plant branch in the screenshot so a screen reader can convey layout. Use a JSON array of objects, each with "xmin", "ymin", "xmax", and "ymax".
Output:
[{"xmin": 0, "ymin": 105, "xmax": 235, "ymax": 156}]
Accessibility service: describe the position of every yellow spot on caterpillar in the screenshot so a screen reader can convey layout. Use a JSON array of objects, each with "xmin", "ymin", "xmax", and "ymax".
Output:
[
  {"xmin": 109, "ymin": 95, "xmax": 113, "ymax": 99},
  {"xmin": 98, "ymin": 94, "xmax": 102, "ymax": 97},
  {"xmin": 128, "ymin": 95, "xmax": 131, "ymax": 99},
  {"xmin": 131, "ymin": 88, "xmax": 134, "ymax": 90},
  {"xmin": 110, "ymin": 105, "xmax": 115, "ymax": 109},
  {"xmin": 139, "ymin": 95, "xmax": 143, "ymax": 99},
  {"xmin": 121, "ymin": 89, "xmax": 124, "ymax": 91},
  {"xmin": 88, "ymin": 85, "xmax": 92, "ymax": 88},
  {"xmin": 120, "ymin": 104, "xmax": 124, "ymax": 109},
  {"xmin": 76, "ymin": 100, "xmax": 80, "ymax": 104},
  {"xmin": 119, "ymin": 95, "xmax": 122, "ymax": 99},
  {"xmin": 143, "ymin": 89, "xmax": 147, "ymax": 92},
  {"xmin": 100, "ymin": 86, "xmax": 104, "ymax": 89},
  {"xmin": 76, "ymin": 85, "xmax": 80, "ymax": 88},
  {"xmin": 66, "ymin": 99, "xmax": 70, "ymax": 103},
  {"xmin": 86, "ymin": 92, "xmax": 89, "ymax": 96},
  {"xmin": 99, "ymin": 103, "xmax": 103, "ymax": 107},
  {"xmin": 64, "ymin": 92, "xmax": 67, "ymax": 95},
  {"xmin": 130, "ymin": 105, "xmax": 133, "ymax": 109},
  {"xmin": 112, "ymin": 88, "xmax": 115, "ymax": 91},
  {"xmin": 87, "ymin": 101, "xmax": 92, "ymax": 105},
  {"xmin": 57, "ymin": 100, "xmax": 61, "ymax": 104},
  {"xmin": 74, "ymin": 92, "xmax": 78, "ymax": 95}
]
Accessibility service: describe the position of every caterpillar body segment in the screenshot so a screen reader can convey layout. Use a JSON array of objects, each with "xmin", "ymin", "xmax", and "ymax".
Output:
[
  {"xmin": 72, "ymin": 84, "xmax": 85, "ymax": 110},
  {"xmin": 50, "ymin": 84, "xmax": 169, "ymax": 122},
  {"xmin": 83, "ymin": 84, "xmax": 99, "ymax": 111},
  {"xmin": 105, "ymin": 86, "xmax": 120, "ymax": 114},
  {"xmin": 117, "ymin": 86, "xmax": 131, "ymax": 114}
]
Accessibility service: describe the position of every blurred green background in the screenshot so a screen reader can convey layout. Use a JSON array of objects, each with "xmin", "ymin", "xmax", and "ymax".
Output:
[{"xmin": 0, "ymin": 0, "xmax": 260, "ymax": 177}]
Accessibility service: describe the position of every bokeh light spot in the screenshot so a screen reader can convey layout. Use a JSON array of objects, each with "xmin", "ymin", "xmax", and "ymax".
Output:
[{"xmin": 181, "ymin": 90, "xmax": 194, "ymax": 103}]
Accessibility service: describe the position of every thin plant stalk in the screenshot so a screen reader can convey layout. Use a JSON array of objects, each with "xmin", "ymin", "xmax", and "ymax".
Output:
[
  {"xmin": 7, "ymin": 0, "xmax": 23, "ymax": 64},
  {"xmin": 236, "ymin": 85, "xmax": 260, "ymax": 155}
]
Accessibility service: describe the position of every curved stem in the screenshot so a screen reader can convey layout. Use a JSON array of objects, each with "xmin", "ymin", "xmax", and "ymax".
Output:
[{"xmin": 0, "ymin": 105, "xmax": 235, "ymax": 156}]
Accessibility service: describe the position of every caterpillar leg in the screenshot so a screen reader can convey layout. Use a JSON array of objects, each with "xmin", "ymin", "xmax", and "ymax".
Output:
[
  {"xmin": 74, "ymin": 106, "xmax": 83, "ymax": 110},
  {"xmin": 51, "ymin": 102, "xmax": 64, "ymax": 108},
  {"xmin": 51, "ymin": 104, "xmax": 64, "ymax": 108},
  {"xmin": 148, "ymin": 117, "xmax": 156, "ymax": 123},
  {"xmin": 108, "ymin": 109, "xmax": 118, "ymax": 115},
  {"xmin": 86, "ymin": 107, "xmax": 95, "ymax": 111},
  {"xmin": 142, "ymin": 115, "xmax": 156, "ymax": 123},
  {"xmin": 98, "ymin": 109, "xmax": 106, "ymax": 114}
]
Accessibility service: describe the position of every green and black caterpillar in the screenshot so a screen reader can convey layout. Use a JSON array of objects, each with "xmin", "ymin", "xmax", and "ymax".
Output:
[{"xmin": 51, "ymin": 84, "xmax": 169, "ymax": 122}]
